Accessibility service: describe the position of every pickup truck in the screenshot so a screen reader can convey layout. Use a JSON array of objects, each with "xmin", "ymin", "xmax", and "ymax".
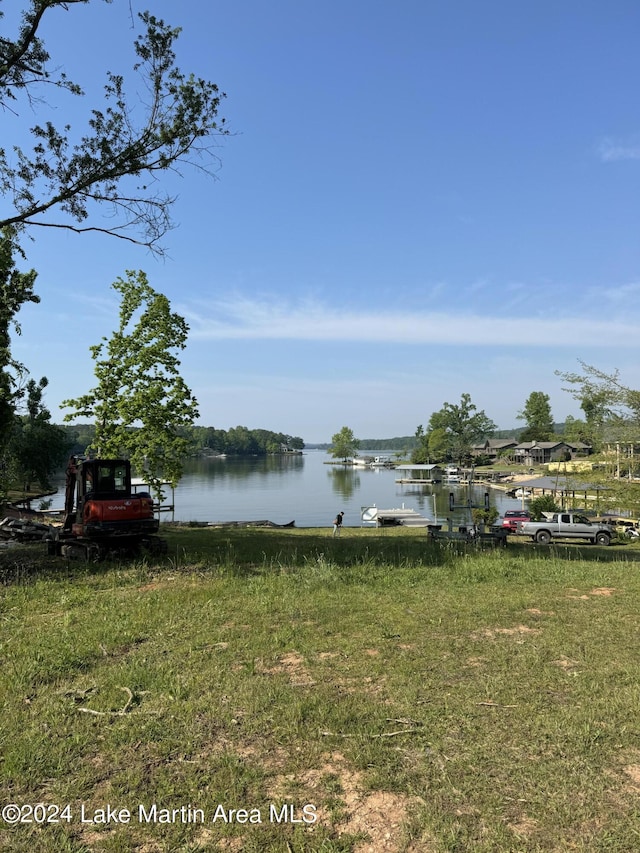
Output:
[
  {"xmin": 501, "ymin": 509, "xmax": 532, "ymax": 533},
  {"xmin": 516, "ymin": 513, "xmax": 614, "ymax": 546}
]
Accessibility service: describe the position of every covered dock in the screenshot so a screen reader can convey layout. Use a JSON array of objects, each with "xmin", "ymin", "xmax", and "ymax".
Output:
[
  {"xmin": 395, "ymin": 464, "xmax": 443, "ymax": 484},
  {"xmin": 508, "ymin": 476, "xmax": 609, "ymax": 509}
]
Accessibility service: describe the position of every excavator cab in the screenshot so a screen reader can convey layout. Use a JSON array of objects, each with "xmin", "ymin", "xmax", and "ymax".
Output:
[
  {"xmin": 64, "ymin": 458, "xmax": 133, "ymax": 529},
  {"xmin": 55, "ymin": 456, "xmax": 163, "ymax": 559}
]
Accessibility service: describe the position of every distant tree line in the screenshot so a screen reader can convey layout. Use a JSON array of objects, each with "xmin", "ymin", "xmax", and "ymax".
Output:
[
  {"xmin": 358, "ymin": 436, "xmax": 417, "ymax": 451},
  {"xmin": 59, "ymin": 424, "xmax": 304, "ymax": 459},
  {"xmin": 189, "ymin": 426, "xmax": 304, "ymax": 456}
]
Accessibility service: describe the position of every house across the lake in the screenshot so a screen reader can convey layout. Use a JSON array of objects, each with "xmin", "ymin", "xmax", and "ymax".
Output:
[
  {"xmin": 472, "ymin": 439, "xmax": 519, "ymax": 461},
  {"xmin": 472, "ymin": 439, "xmax": 592, "ymax": 465}
]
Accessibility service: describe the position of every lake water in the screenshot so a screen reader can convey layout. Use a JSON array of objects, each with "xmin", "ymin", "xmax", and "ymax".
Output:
[{"xmin": 46, "ymin": 451, "xmax": 525, "ymax": 527}]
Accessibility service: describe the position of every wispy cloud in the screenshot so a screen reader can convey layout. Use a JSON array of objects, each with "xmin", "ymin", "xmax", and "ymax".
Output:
[
  {"xmin": 597, "ymin": 136, "xmax": 640, "ymax": 162},
  {"xmin": 590, "ymin": 281, "xmax": 640, "ymax": 303},
  {"xmin": 183, "ymin": 296, "xmax": 640, "ymax": 348}
]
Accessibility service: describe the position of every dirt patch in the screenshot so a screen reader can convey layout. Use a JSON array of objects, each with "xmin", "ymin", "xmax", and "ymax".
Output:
[
  {"xmin": 623, "ymin": 765, "xmax": 640, "ymax": 791},
  {"xmin": 524, "ymin": 608, "xmax": 555, "ymax": 616},
  {"xmin": 335, "ymin": 674, "xmax": 389, "ymax": 699},
  {"xmin": 137, "ymin": 581, "xmax": 171, "ymax": 592},
  {"xmin": 212, "ymin": 836, "xmax": 244, "ymax": 851},
  {"xmin": 507, "ymin": 815, "xmax": 538, "ymax": 838},
  {"xmin": 552, "ymin": 656, "xmax": 581, "ymax": 673},
  {"xmin": 279, "ymin": 751, "xmax": 425, "ymax": 852},
  {"xmin": 254, "ymin": 651, "xmax": 316, "ymax": 686},
  {"xmin": 566, "ymin": 587, "xmax": 617, "ymax": 600},
  {"xmin": 471, "ymin": 625, "xmax": 541, "ymax": 640}
]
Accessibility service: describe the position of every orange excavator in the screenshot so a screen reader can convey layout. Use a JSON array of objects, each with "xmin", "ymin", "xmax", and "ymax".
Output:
[{"xmin": 47, "ymin": 456, "xmax": 167, "ymax": 559}]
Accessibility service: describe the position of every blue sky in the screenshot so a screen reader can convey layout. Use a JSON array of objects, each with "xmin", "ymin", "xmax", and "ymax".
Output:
[{"xmin": 6, "ymin": 0, "xmax": 640, "ymax": 443}]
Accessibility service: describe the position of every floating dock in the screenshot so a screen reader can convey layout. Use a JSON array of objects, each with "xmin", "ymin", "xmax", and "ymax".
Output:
[{"xmin": 361, "ymin": 505, "xmax": 435, "ymax": 527}]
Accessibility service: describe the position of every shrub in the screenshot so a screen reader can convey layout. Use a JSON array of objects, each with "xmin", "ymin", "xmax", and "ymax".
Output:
[{"xmin": 529, "ymin": 494, "xmax": 560, "ymax": 520}]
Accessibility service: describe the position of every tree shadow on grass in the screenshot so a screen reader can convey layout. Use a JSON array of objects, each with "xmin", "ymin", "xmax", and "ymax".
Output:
[{"xmin": 3, "ymin": 530, "xmax": 639, "ymax": 587}]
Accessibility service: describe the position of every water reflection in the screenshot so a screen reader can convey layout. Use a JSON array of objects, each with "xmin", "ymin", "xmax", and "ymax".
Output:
[
  {"xmin": 327, "ymin": 465, "xmax": 361, "ymax": 500},
  {"xmin": 183, "ymin": 454, "xmax": 304, "ymax": 481}
]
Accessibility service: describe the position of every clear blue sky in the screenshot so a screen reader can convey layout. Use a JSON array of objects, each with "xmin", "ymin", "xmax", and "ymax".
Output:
[{"xmin": 6, "ymin": 0, "xmax": 640, "ymax": 443}]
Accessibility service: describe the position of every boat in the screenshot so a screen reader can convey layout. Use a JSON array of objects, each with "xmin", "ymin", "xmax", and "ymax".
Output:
[
  {"xmin": 352, "ymin": 456, "xmax": 374, "ymax": 467},
  {"xmin": 370, "ymin": 456, "xmax": 394, "ymax": 468},
  {"xmin": 444, "ymin": 465, "xmax": 461, "ymax": 483}
]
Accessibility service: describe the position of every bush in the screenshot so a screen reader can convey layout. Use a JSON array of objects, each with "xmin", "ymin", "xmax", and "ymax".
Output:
[
  {"xmin": 529, "ymin": 494, "xmax": 560, "ymax": 520},
  {"xmin": 472, "ymin": 507, "xmax": 500, "ymax": 527}
]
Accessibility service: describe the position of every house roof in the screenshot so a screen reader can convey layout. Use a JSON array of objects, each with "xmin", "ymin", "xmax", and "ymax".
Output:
[
  {"xmin": 472, "ymin": 438, "xmax": 519, "ymax": 450},
  {"xmin": 515, "ymin": 441, "xmax": 568, "ymax": 450}
]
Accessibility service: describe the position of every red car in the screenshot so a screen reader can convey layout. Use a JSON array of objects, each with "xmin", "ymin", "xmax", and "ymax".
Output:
[{"xmin": 501, "ymin": 509, "xmax": 532, "ymax": 533}]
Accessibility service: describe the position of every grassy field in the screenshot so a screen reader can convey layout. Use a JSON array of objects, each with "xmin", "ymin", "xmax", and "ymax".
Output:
[{"xmin": 2, "ymin": 527, "xmax": 640, "ymax": 852}]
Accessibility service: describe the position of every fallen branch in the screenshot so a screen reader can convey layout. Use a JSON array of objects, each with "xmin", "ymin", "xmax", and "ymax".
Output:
[
  {"xmin": 372, "ymin": 729, "xmax": 421, "ymax": 738},
  {"xmin": 78, "ymin": 686, "xmax": 135, "ymax": 716},
  {"xmin": 477, "ymin": 701, "xmax": 518, "ymax": 708}
]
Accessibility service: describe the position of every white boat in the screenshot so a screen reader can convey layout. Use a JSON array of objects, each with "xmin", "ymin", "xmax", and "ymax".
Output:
[
  {"xmin": 370, "ymin": 456, "xmax": 394, "ymax": 468},
  {"xmin": 444, "ymin": 465, "xmax": 461, "ymax": 483},
  {"xmin": 514, "ymin": 488, "xmax": 532, "ymax": 499},
  {"xmin": 352, "ymin": 456, "xmax": 374, "ymax": 467}
]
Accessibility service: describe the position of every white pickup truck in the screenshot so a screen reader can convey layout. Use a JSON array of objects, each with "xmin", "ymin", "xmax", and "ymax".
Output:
[{"xmin": 516, "ymin": 513, "xmax": 614, "ymax": 546}]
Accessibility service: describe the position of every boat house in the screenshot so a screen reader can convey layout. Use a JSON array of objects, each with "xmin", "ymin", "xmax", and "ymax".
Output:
[{"xmin": 395, "ymin": 464, "xmax": 443, "ymax": 484}]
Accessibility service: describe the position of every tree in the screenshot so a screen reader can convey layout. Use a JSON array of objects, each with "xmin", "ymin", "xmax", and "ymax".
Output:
[
  {"xmin": 411, "ymin": 425, "xmax": 429, "ymax": 464},
  {"xmin": 0, "ymin": 228, "xmax": 39, "ymax": 470},
  {"xmin": 562, "ymin": 415, "xmax": 591, "ymax": 445},
  {"xmin": 1, "ymin": 2, "xmax": 228, "ymax": 254},
  {"xmin": 8, "ymin": 376, "xmax": 70, "ymax": 491},
  {"xmin": 423, "ymin": 393, "xmax": 496, "ymax": 464},
  {"xmin": 556, "ymin": 361, "xmax": 640, "ymax": 448},
  {"xmin": 411, "ymin": 425, "xmax": 448, "ymax": 464},
  {"xmin": 61, "ymin": 270, "xmax": 199, "ymax": 497},
  {"xmin": 330, "ymin": 426, "xmax": 360, "ymax": 462},
  {"xmin": 517, "ymin": 391, "xmax": 554, "ymax": 442}
]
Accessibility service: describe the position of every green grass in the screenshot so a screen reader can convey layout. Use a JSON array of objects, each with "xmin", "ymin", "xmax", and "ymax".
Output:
[{"xmin": 2, "ymin": 527, "xmax": 640, "ymax": 851}]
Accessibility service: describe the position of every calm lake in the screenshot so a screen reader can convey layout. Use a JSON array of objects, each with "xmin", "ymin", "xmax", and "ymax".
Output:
[{"xmin": 47, "ymin": 450, "xmax": 525, "ymax": 527}]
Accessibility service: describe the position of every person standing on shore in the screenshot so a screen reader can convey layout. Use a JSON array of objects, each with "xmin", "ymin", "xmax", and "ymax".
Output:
[{"xmin": 333, "ymin": 511, "xmax": 345, "ymax": 537}]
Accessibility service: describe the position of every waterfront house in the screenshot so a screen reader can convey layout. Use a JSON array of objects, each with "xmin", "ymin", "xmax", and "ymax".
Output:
[
  {"xmin": 471, "ymin": 438, "xmax": 519, "ymax": 461},
  {"xmin": 513, "ymin": 441, "xmax": 591, "ymax": 466}
]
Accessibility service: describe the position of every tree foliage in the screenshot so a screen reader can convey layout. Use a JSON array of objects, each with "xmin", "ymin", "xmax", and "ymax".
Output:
[
  {"xmin": 330, "ymin": 426, "xmax": 360, "ymax": 462},
  {"xmin": 556, "ymin": 361, "xmax": 640, "ymax": 447},
  {"xmin": 415, "ymin": 393, "xmax": 496, "ymax": 465},
  {"xmin": 529, "ymin": 494, "xmax": 560, "ymax": 521},
  {"xmin": 0, "ymin": 227, "xmax": 38, "ymax": 465},
  {"xmin": 61, "ymin": 270, "xmax": 199, "ymax": 497},
  {"xmin": 8, "ymin": 376, "xmax": 70, "ymax": 490},
  {"xmin": 1, "ymin": 1, "xmax": 228, "ymax": 253},
  {"xmin": 517, "ymin": 391, "xmax": 554, "ymax": 442},
  {"xmin": 411, "ymin": 424, "xmax": 448, "ymax": 464}
]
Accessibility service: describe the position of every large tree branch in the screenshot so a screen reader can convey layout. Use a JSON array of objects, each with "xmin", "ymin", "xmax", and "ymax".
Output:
[{"xmin": 1, "ymin": 5, "xmax": 227, "ymax": 254}]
